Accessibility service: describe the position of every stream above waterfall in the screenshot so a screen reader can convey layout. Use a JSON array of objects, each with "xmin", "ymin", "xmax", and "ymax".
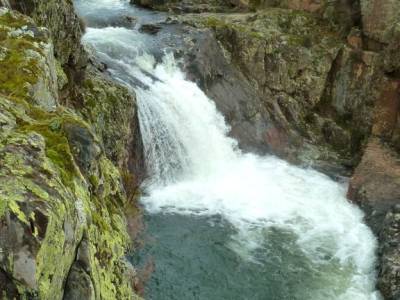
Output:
[{"xmin": 75, "ymin": 1, "xmax": 380, "ymax": 299}]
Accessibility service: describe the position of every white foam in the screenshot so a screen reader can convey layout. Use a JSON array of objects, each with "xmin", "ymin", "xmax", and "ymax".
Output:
[
  {"xmin": 83, "ymin": 26, "xmax": 380, "ymax": 300},
  {"xmin": 75, "ymin": 0, "xmax": 127, "ymax": 13}
]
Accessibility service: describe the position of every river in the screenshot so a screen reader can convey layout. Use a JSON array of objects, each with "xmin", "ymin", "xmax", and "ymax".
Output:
[{"xmin": 74, "ymin": 1, "xmax": 380, "ymax": 299}]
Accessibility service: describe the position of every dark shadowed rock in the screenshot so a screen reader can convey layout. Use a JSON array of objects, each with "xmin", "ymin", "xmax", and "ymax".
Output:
[
  {"xmin": 63, "ymin": 263, "xmax": 95, "ymax": 300},
  {"xmin": 377, "ymin": 206, "xmax": 400, "ymax": 300},
  {"xmin": 139, "ymin": 23, "xmax": 162, "ymax": 34},
  {"xmin": 64, "ymin": 122, "xmax": 101, "ymax": 178}
]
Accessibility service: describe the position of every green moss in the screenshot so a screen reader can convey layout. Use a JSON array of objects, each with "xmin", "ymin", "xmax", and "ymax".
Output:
[
  {"xmin": 0, "ymin": 13, "xmax": 47, "ymax": 100},
  {"xmin": 0, "ymin": 12, "xmax": 30, "ymax": 29},
  {"xmin": 8, "ymin": 200, "xmax": 29, "ymax": 225},
  {"xmin": 22, "ymin": 179, "xmax": 50, "ymax": 200},
  {"xmin": 36, "ymin": 207, "xmax": 76, "ymax": 298},
  {"xmin": 17, "ymin": 105, "xmax": 96, "ymax": 188},
  {"xmin": 3, "ymin": 150, "xmax": 33, "ymax": 176},
  {"xmin": 27, "ymin": 106, "xmax": 57, "ymax": 120},
  {"xmin": 19, "ymin": 121, "xmax": 77, "ymax": 185},
  {"xmin": 89, "ymin": 174, "xmax": 100, "ymax": 188},
  {"xmin": 0, "ymin": 45, "xmax": 40, "ymax": 99},
  {"xmin": 91, "ymin": 205, "xmax": 112, "ymax": 232},
  {"xmin": 0, "ymin": 198, "xmax": 6, "ymax": 218},
  {"xmin": 201, "ymin": 16, "xmax": 268, "ymax": 42},
  {"xmin": 0, "ymin": 10, "xmax": 141, "ymax": 299},
  {"xmin": 203, "ymin": 16, "xmax": 226, "ymax": 28}
]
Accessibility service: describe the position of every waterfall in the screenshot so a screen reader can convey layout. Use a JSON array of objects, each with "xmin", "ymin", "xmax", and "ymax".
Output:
[
  {"xmin": 0, "ymin": 0, "xmax": 11, "ymax": 9},
  {"xmin": 81, "ymin": 15, "xmax": 380, "ymax": 300}
]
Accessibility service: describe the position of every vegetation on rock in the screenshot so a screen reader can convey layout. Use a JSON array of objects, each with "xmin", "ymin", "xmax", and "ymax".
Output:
[{"xmin": 0, "ymin": 5, "xmax": 142, "ymax": 300}]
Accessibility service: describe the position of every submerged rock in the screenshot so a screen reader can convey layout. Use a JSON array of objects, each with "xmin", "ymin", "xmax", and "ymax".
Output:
[{"xmin": 139, "ymin": 23, "xmax": 162, "ymax": 35}]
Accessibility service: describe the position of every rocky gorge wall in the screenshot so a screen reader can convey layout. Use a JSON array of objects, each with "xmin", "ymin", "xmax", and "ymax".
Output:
[
  {"xmin": 133, "ymin": 0, "xmax": 400, "ymax": 299},
  {"xmin": 0, "ymin": 1, "xmax": 143, "ymax": 299},
  {"xmin": 0, "ymin": 0, "xmax": 398, "ymax": 298}
]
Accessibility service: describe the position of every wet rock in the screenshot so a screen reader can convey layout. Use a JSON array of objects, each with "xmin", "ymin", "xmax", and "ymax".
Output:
[
  {"xmin": 371, "ymin": 80, "xmax": 400, "ymax": 142},
  {"xmin": 347, "ymin": 76, "xmax": 400, "ymax": 299},
  {"xmin": 88, "ymin": 14, "xmax": 137, "ymax": 28},
  {"xmin": 139, "ymin": 23, "xmax": 162, "ymax": 35},
  {"xmin": 174, "ymin": 24, "xmax": 270, "ymax": 153}
]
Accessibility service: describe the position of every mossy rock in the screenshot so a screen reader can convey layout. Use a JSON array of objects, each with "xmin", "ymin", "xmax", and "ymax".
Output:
[
  {"xmin": 0, "ymin": 8, "xmax": 59, "ymax": 110},
  {"xmin": 0, "ymin": 8, "xmax": 141, "ymax": 300}
]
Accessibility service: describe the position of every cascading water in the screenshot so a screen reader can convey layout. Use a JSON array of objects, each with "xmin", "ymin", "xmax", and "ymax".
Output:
[{"xmin": 76, "ymin": 1, "xmax": 381, "ymax": 299}]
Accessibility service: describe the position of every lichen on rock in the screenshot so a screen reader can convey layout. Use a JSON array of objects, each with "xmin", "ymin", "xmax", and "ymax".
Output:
[{"xmin": 0, "ymin": 5, "xmax": 142, "ymax": 300}]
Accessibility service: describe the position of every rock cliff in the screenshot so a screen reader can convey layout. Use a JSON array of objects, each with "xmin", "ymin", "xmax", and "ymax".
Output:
[
  {"xmin": 1, "ymin": 0, "xmax": 399, "ymax": 298},
  {"xmin": 0, "ymin": 2, "xmax": 143, "ymax": 299}
]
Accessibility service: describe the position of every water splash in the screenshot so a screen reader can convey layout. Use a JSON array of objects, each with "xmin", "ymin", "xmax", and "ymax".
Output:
[{"xmin": 83, "ymin": 26, "xmax": 380, "ymax": 300}]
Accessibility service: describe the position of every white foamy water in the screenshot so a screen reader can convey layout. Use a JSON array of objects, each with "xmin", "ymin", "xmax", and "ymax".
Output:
[{"xmin": 83, "ymin": 26, "xmax": 380, "ymax": 300}]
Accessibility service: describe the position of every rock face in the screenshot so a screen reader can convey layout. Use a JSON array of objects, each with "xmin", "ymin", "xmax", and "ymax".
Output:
[
  {"xmin": 348, "ymin": 138, "xmax": 400, "ymax": 299},
  {"xmin": 132, "ymin": 0, "xmax": 237, "ymax": 12},
  {"xmin": 0, "ymin": 5, "xmax": 142, "ymax": 300},
  {"xmin": 166, "ymin": 10, "xmax": 380, "ymax": 175},
  {"xmin": 348, "ymin": 77, "xmax": 400, "ymax": 300},
  {"xmin": 8, "ymin": 0, "xmax": 87, "ymax": 70},
  {"xmin": 7, "ymin": 0, "xmax": 88, "ymax": 102},
  {"xmin": 361, "ymin": 0, "xmax": 400, "ymax": 44}
]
